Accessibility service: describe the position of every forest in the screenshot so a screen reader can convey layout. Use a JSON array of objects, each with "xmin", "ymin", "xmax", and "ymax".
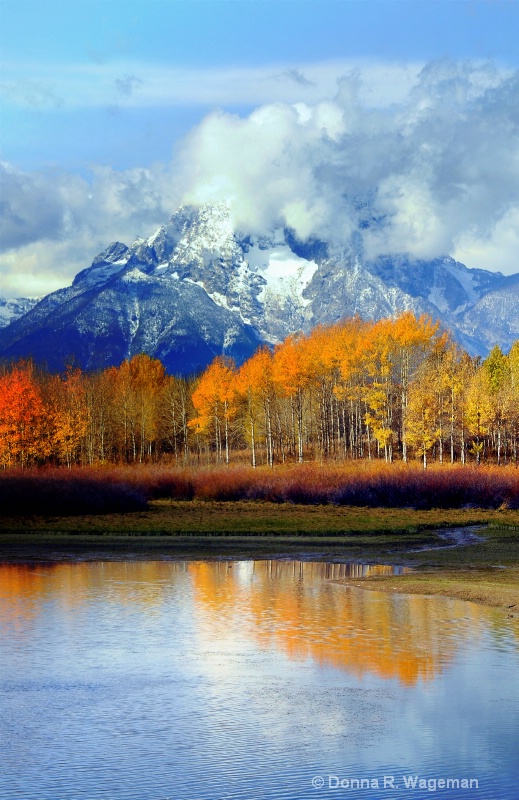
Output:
[{"xmin": 1, "ymin": 312, "xmax": 518, "ymax": 471}]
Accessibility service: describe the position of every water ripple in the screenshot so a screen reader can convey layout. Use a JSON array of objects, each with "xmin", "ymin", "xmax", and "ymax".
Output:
[{"xmin": 0, "ymin": 560, "xmax": 517, "ymax": 799}]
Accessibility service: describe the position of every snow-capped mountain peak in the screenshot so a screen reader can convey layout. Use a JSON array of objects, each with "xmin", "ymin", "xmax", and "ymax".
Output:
[{"xmin": 0, "ymin": 202, "xmax": 516, "ymax": 373}]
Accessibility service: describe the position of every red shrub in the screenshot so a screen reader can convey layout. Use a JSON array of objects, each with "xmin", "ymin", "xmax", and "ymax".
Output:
[{"xmin": 1, "ymin": 462, "xmax": 517, "ymax": 515}]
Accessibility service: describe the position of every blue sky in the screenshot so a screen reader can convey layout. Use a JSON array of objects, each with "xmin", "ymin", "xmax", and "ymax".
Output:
[
  {"xmin": 1, "ymin": 0, "xmax": 519, "ymax": 295},
  {"xmin": 3, "ymin": 0, "xmax": 519, "ymax": 170}
]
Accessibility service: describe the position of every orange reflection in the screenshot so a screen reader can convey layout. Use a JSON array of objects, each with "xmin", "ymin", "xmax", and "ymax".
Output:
[
  {"xmin": 0, "ymin": 561, "xmax": 187, "ymax": 636},
  {"xmin": 187, "ymin": 560, "xmax": 489, "ymax": 686}
]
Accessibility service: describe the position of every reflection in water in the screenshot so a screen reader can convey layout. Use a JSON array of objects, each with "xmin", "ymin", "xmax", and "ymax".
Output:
[
  {"xmin": 0, "ymin": 560, "xmax": 503, "ymax": 686},
  {"xmin": 188, "ymin": 560, "xmax": 461, "ymax": 685},
  {"xmin": 0, "ymin": 561, "xmax": 518, "ymax": 800}
]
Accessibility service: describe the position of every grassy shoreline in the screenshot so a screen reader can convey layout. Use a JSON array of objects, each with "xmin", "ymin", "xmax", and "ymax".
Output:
[
  {"xmin": 1, "ymin": 501, "xmax": 518, "ymax": 611},
  {"xmin": 333, "ymin": 567, "xmax": 519, "ymax": 610}
]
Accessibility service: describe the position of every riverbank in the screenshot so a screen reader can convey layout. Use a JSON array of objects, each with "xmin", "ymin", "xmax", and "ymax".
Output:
[
  {"xmin": 1, "ymin": 501, "xmax": 519, "ymax": 609},
  {"xmin": 3, "ymin": 498, "xmax": 519, "ymax": 537},
  {"xmin": 330, "ymin": 521, "xmax": 519, "ymax": 610},
  {"xmin": 336, "ymin": 565, "xmax": 519, "ymax": 610}
]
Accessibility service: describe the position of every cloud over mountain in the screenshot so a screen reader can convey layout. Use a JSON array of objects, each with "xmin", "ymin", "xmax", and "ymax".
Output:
[
  {"xmin": 1, "ymin": 59, "xmax": 518, "ymax": 297},
  {"xmin": 177, "ymin": 60, "xmax": 519, "ymax": 270},
  {"xmin": 0, "ymin": 162, "xmax": 182, "ymax": 296}
]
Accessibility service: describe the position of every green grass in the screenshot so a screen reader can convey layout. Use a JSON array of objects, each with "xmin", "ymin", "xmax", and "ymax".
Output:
[{"xmin": 2, "ymin": 499, "xmax": 518, "ymax": 536}]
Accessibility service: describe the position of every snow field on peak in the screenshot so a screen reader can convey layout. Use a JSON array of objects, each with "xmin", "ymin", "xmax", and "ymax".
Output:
[
  {"xmin": 121, "ymin": 267, "xmax": 154, "ymax": 284},
  {"xmin": 0, "ymin": 297, "xmax": 40, "ymax": 328},
  {"xmin": 246, "ymin": 244, "xmax": 318, "ymax": 307}
]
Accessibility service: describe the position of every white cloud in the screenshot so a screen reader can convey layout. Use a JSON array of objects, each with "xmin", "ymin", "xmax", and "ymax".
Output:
[
  {"xmin": 1, "ymin": 59, "xmax": 518, "ymax": 297},
  {"xmin": 176, "ymin": 60, "xmax": 519, "ymax": 268},
  {"xmin": 175, "ymin": 100, "xmax": 355, "ymax": 242},
  {"xmin": 453, "ymin": 207, "xmax": 519, "ymax": 275}
]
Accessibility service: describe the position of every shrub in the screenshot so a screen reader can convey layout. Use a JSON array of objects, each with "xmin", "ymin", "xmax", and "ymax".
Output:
[{"xmin": 1, "ymin": 462, "xmax": 517, "ymax": 515}]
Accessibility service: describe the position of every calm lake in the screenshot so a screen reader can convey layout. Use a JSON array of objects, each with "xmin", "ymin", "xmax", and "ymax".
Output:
[{"xmin": 0, "ymin": 560, "xmax": 518, "ymax": 800}]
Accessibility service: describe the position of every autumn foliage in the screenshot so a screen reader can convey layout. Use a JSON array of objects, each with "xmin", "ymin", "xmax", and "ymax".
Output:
[{"xmin": 0, "ymin": 313, "xmax": 518, "ymax": 472}]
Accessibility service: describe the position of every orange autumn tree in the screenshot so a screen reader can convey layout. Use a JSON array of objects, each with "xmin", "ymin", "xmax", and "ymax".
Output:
[
  {"xmin": 0, "ymin": 362, "xmax": 48, "ymax": 468},
  {"xmin": 362, "ymin": 318, "xmax": 397, "ymax": 461},
  {"xmin": 303, "ymin": 323, "xmax": 341, "ymax": 460},
  {"xmin": 190, "ymin": 356, "xmax": 238, "ymax": 463},
  {"xmin": 127, "ymin": 354, "xmax": 169, "ymax": 461},
  {"xmin": 45, "ymin": 367, "xmax": 89, "ymax": 466},
  {"xmin": 333, "ymin": 316, "xmax": 371, "ymax": 459},
  {"xmin": 103, "ymin": 355, "xmax": 168, "ymax": 462},
  {"xmin": 235, "ymin": 346, "xmax": 278, "ymax": 467},
  {"xmin": 0, "ymin": 315, "xmax": 517, "ymax": 468},
  {"xmin": 272, "ymin": 333, "xmax": 312, "ymax": 463},
  {"xmin": 361, "ymin": 313, "xmax": 440, "ymax": 462}
]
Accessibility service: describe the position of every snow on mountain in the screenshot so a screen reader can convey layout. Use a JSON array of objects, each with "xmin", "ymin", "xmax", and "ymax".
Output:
[
  {"xmin": 73, "ymin": 242, "xmax": 130, "ymax": 290},
  {"xmin": 457, "ymin": 273, "xmax": 519, "ymax": 355},
  {"xmin": 247, "ymin": 241, "xmax": 318, "ymax": 307},
  {"xmin": 0, "ymin": 203, "xmax": 516, "ymax": 374},
  {"xmin": 0, "ymin": 296, "xmax": 40, "ymax": 329}
]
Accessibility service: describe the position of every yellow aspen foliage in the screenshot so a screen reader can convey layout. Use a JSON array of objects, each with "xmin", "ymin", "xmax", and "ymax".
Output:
[
  {"xmin": 465, "ymin": 366, "xmax": 494, "ymax": 464},
  {"xmin": 46, "ymin": 367, "xmax": 89, "ymax": 466},
  {"xmin": 405, "ymin": 365, "xmax": 441, "ymax": 469},
  {"xmin": 0, "ymin": 319, "xmax": 517, "ymax": 467},
  {"xmin": 235, "ymin": 347, "xmax": 276, "ymax": 467},
  {"xmin": 272, "ymin": 334, "xmax": 313, "ymax": 463}
]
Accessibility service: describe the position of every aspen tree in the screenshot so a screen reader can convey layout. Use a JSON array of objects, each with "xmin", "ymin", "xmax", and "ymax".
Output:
[
  {"xmin": 0, "ymin": 362, "xmax": 47, "ymax": 468},
  {"xmin": 190, "ymin": 356, "xmax": 237, "ymax": 463},
  {"xmin": 272, "ymin": 334, "xmax": 311, "ymax": 463},
  {"xmin": 482, "ymin": 345, "xmax": 511, "ymax": 464}
]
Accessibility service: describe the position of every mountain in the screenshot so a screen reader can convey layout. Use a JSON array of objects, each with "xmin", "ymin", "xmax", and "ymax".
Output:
[
  {"xmin": 0, "ymin": 203, "xmax": 517, "ymax": 373},
  {"xmin": 0, "ymin": 296, "xmax": 39, "ymax": 329},
  {"xmin": 365, "ymin": 254, "xmax": 518, "ymax": 354}
]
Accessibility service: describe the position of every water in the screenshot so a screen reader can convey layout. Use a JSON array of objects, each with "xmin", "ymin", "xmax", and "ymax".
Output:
[{"xmin": 0, "ymin": 560, "xmax": 518, "ymax": 800}]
